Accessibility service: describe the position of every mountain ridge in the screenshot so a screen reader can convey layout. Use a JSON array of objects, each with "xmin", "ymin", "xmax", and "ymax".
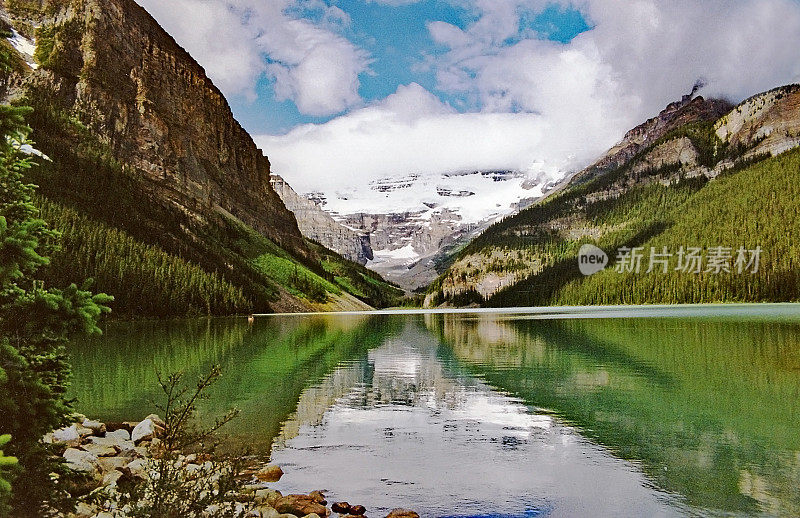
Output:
[
  {"xmin": 0, "ymin": 0, "xmax": 402, "ymax": 315},
  {"xmin": 426, "ymin": 83, "xmax": 800, "ymax": 307}
]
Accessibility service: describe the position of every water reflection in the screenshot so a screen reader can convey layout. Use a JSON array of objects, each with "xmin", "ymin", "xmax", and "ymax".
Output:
[
  {"xmin": 67, "ymin": 314, "xmax": 400, "ymax": 450},
  {"xmin": 426, "ymin": 312, "xmax": 800, "ymax": 516},
  {"xmin": 270, "ymin": 322, "xmax": 683, "ymax": 517},
  {"xmin": 66, "ymin": 307, "xmax": 800, "ymax": 516}
]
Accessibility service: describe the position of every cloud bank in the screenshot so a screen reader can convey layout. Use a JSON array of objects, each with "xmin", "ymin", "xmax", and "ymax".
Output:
[
  {"xmin": 259, "ymin": 0, "xmax": 800, "ymax": 192},
  {"xmin": 137, "ymin": 0, "xmax": 800, "ymax": 195}
]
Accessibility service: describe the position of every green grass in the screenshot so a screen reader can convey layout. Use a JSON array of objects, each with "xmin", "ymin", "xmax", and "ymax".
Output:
[
  {"xmin": 253, "ymin": 253, "xmax": 340, "ymax": 303},
  {"xmin": 312, "ymin": 242, "xmax": 405, "ymax": 308}
]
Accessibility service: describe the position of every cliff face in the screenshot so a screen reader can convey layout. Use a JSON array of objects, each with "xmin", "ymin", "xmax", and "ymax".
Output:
[
  {"xmin": 2, "ymin": 0, "xmax": 309, "ymax": 258},
  {"xmin": 270, "ymin": 175, "xmax": 373, "ymax": 265},
  {"xmin": 570, "ymin": 95, "xmax": 733, "ymax": 184}
]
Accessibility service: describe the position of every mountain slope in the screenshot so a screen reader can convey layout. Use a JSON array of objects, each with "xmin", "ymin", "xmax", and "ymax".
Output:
[
  {"xmin": 0, "ymin": 0, "xmax": 400, "ymax": 315},
  {"xmin": 427, "ymin": 85, "xmax": 800, "ymax": 307}
]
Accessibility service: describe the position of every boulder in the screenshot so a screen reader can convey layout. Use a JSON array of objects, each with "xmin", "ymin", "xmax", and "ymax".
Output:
[
  {"xmin": 53, "ymin": 424, "xmax": 81, "ymax": 446},
  {"xmin": 106, "ymin": 428, "xmax": 131, "ymax": 442},
  {"xmin": 385, "ymin": 510, "xmax": 419, "ymax": 518},
  {"xmin": 309, "ymin": 490, "xmax": 327, "ymax": 505},
  {"xmin": 76, "ymin": 424, "xmax": 95, "ymax": 437},
  {"xmin": 331, "ymin": 502, "xmax": 351, "ymax": 514},
  {"xmin": 257, "ymin": 508, "xmax": 281, "ymax": 518},
  {"xmin": 64, "ymin": 448, "xmax": 100, "ymax": 473},
  {"xmin": 125, "ymin": 458, "xmax": 148, "ymax": 479},
  {"xmin": 274, "ymin": 494, "xmax": 328, "ymax": 517},
  {"xmin": 255, "ymin": 488, "xmax": 283, "ymax": 507},
  {"xmin": 82, "ymin": 419, "xmax": 106, "ymax": 434},
  {"xmin": 131, "ymin": 418, "xmax": 160, "ymax": 443},
  {"xmin": 82, "ymin": 443, "xmax": 117, "ymax": 458},
  {"xmin": 144, "ymin": 413, "xmax": 166, "ymax": 428},
  {"xmin": 101, "ymin": 469, "xmax": 123, "ymax": 486},
  {"xmin": 256, "ymin": 465, "xmax": 284, "ymax": 482},
  {"xmin": 89, "ymin": 435, "xmax": 135, "ymax": 453},
  {"xmin": 74, "ymin": 502, "xmax": 98, "ymax": 517},
  {"xmin": 349, "ymin": 505, "xmax": 366, "ymax": 516},
  {"xmin": 97, "ymin": 456, "xmax": 130, "ymax": 473}
]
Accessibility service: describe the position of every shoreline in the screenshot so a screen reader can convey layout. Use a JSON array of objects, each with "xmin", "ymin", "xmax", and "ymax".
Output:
[{"xmin": 48, "ymin": 414, "xmax": 420, "ymax": 518}]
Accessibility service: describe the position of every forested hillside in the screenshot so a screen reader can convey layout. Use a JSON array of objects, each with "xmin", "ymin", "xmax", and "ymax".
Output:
[
  {"xmin": 428, "ymin": 85, "xmax": 800, "ymax": 307},
  {"xmin": 0, "ymin": 0, "xmax": 402, "ymax": 316}
]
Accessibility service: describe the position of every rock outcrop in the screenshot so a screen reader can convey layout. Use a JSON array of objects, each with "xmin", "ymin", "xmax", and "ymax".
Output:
[
  {"xmin": 270, "ymin": 175, "xmax": 372, "ymax": 265},
  {"xmin": 570, "ymin": 94, "xmax": 732, "ymax": 184},
  {"xmin": 714, "ymin": 84, "xmax": 800, "ymax": 159},
  {"xmin": 1, "ymin": 0, "xmax": 309, "ymax": 259}
]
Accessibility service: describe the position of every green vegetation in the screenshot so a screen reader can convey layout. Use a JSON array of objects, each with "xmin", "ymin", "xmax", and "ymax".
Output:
[
  {"xmin": 429, "ymin": 313, "xmax": 800, "ymax": 514},
  {"xmin": 486, "ymin": 149, "xmax": 800, "ymax": 307},
  {"xmin": 0, "ymin": 105, "xmax": 111, "ymax": 517},
  {"xmin": 67, "ymin": 315, "xmax": 401, "ymax": 451},
  {"xmin": 431, "ymin": 106, "xmax": 798, "ymax": 307},
  {"xmin": 37, "ymin": 199, "xmax": 253, "ymax": 317},
  {"xmin": 310, "ymin": 241, "xmax": 404, "ymax": 308},
  {"xmin": 115, "ymin": 367, "xmax": 245, "ymax": 518},
  {"xmin": 7, "ymin": 88, "xmax": 399, "ymax": 314},
  {"xmin": 0, "ymin": 436, "xmax": 16, "ymax": 516}
]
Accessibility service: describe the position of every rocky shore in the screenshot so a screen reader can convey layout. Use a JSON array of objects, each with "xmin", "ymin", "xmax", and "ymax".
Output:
[{"xmin": 46, "ymin": 415, "xmax": 420, "ymax": 518}]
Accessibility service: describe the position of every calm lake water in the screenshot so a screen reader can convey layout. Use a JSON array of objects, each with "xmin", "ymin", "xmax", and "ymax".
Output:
[{"xmin": 66, "ymin": 305, "xmax": 800, "ymax": 517}]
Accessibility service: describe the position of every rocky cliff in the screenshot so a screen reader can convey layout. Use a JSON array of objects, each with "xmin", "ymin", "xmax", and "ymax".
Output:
[
  {"xmin": 1, "ymin": 0, "xmax": 309, "ymax": 259},
  {"xmin": 570, "ymin": 94, "xmax": 732, "ymax": 185},
  {"xmin": 270, "ymin": 175, "xmax": 373, "ymax": 265},
  {"xmin": 0, "ymin": 0, "xmax": 406, "ymax": 313}
]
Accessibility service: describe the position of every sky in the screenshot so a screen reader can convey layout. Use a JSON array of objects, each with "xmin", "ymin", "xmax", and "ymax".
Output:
[{"xmin": 135, "ymin": 0, "xmax": 800, "ymax": 194}]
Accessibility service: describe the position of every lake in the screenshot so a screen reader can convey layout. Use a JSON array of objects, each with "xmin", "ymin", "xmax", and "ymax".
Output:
[{"xmin": 66, "ymin": 304, "xmax": 800, "ymax": 517}]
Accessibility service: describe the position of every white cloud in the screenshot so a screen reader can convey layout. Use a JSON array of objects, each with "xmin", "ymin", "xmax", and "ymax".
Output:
[
  {"xmin": 256, "ymin": 83, "xmax": 592, "ymax": 195},
  {"xmin": 134, "ymin": 0, "xmax": 370, "ymax": 115},
  {"xmin": 138, "ymin": 0, "xmax": 800, "ymax": 204},
  {"xmin": 258, "ymin": 0, "xmax": 800, "ymax": 198}
]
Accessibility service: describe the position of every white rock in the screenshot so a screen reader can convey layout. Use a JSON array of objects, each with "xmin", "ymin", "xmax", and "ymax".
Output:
[
  {"xmin": 259, "ymin": 507, "xmax": 281, "ymax": 518},
  {"xmin": 98, "ymin": 456, "xmax": 129, "ymax": 473},
  {"xmin": 101, "ymin": 470, "xmax": 123, "ymax": 486},
  {"xmin": 144, "ymin": 413, "xmax": 166, "ymax": 428},
  {"xmin": 74, "ymin": 502, "xmax": 97, "ymax": 517},
  {"xmin": 131, "ymin": 419, "xmax": 156, "ymax": 443},
  {"xmin": 64, "ymin": 448, "xmax": 100, "ymax": 473},
  {"xmin": 53, "ymin": 424, "xmax": 81, "ymax": 444},
  {"xmin": 82, "ymin": 419, "xmax": 106, "ymax": 434},
  {"xmin": 125, "ymin": 458, "xmax": 148, "ymax": 479},
  {"xmin": 82, "ymin": 443, "xmax": 117, "ymax": 457},
  {"xmin": 89, "ymin": 435, "xmax": 135, "ymax": 453},
  {"xmin": 106, "ymin": 429, "xmax": 131, "ymax": 442}
]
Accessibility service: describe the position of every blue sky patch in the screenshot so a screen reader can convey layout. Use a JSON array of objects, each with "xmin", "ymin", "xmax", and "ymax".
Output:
[{"xmin": 230, "ymin": 0, "xmax": 591, "ymax": 134}]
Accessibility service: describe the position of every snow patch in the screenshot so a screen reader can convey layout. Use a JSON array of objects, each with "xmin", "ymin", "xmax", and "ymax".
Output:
[
  {"xmin": 314, "ymin": 167, "xmax": 564, "ymax": 225},
  {"xmin": 369, "ymin": 244, "xmax": 420, "ymax": 266},
  {"xmin": 8, "ymin": 30, "xmax": 38, "ymax": 70}
]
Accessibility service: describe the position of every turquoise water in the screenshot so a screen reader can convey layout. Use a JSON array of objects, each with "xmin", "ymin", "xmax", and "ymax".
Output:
[{"xmin": 67, "ymin": 305, "xmax": 800, "ymax": 516}]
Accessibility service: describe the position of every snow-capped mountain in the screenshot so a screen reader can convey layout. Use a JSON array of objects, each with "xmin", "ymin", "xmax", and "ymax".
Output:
[{"xmin": 296, "ymin": 168, "xmax": 564, "ymax": 291}]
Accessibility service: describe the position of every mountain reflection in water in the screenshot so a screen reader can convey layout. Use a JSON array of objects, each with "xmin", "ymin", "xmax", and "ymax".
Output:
[
  {"xmin": 66, "ymin": 306, "xmax": 800, "ymax": 517},
  {"xmin": 269, "ymin": 322, "xmax": 683, "ymax": 517}
]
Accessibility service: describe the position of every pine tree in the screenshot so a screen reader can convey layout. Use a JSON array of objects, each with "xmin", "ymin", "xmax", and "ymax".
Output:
[{"xmin": 0, "ymin": 105, "xmax": 112, "ymax": 517}]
